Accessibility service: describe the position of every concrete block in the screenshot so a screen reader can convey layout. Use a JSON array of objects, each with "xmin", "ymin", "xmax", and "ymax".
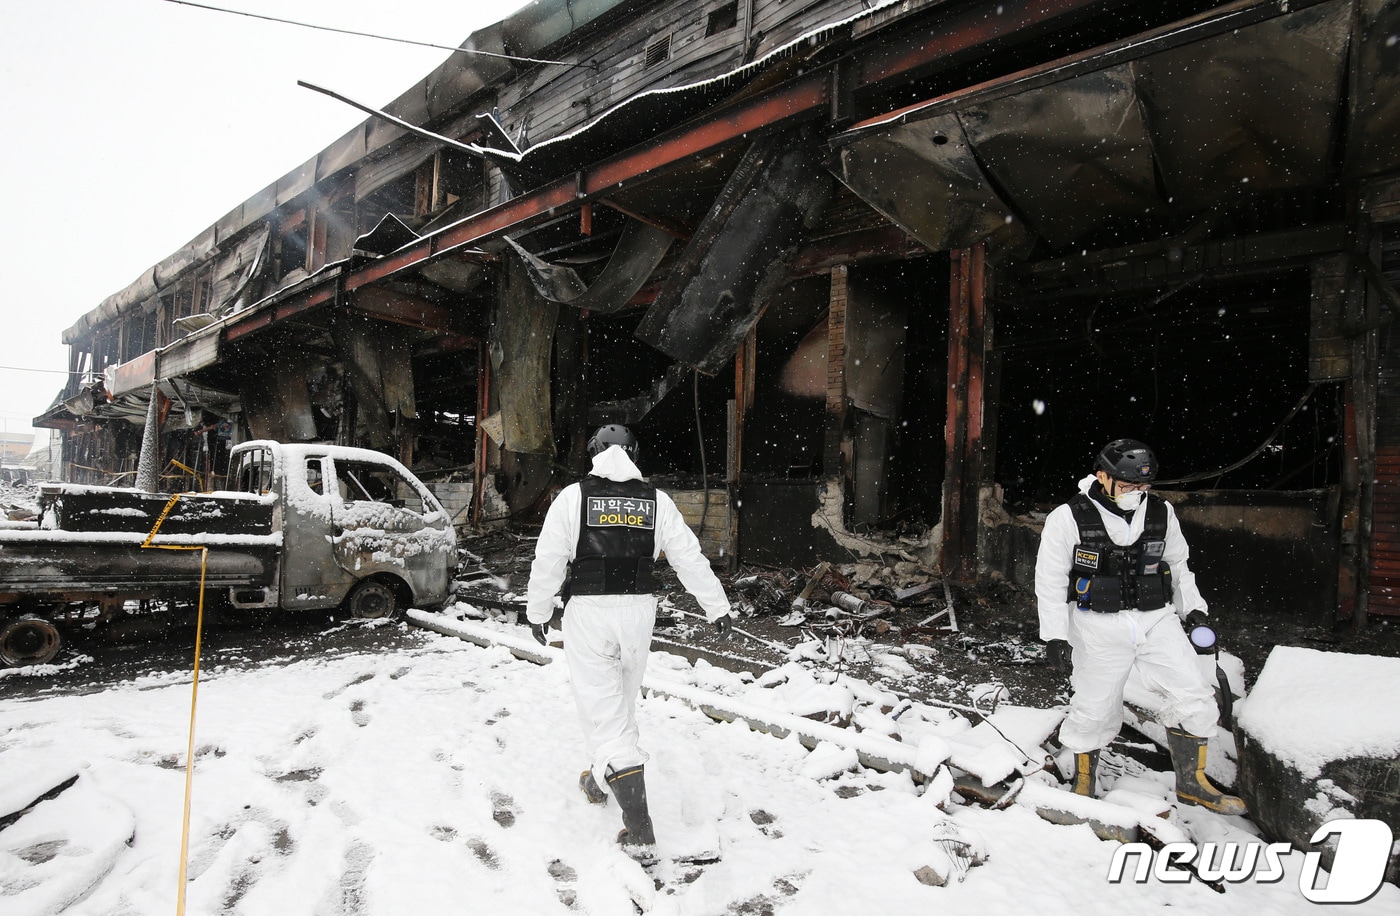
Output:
[{"xmin": 1235, "ymin": 645, "xmax": 1400, "ymax": 886}]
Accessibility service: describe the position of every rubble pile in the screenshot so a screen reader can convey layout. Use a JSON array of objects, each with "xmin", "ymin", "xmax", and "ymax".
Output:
[{"xmin": 0, "ymin": 479, "xmax": 39, "ymax": 522}]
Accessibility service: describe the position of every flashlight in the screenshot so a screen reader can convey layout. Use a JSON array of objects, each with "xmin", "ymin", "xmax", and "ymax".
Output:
[{"xmin": 1187, "ymin": 621, "xmax": 1217, "ymax": 655}]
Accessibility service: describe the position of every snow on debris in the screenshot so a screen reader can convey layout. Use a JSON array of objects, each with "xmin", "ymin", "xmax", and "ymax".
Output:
[
  {"xmin": 1234, "ymin": 645, "xmax": 1400, "ymax": 778},
  {"xmin": 1, "ymin": 613, "xmax": 1395, "ymax": 913}
]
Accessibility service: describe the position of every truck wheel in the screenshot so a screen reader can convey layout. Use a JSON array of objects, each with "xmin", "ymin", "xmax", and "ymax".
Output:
[
  {"xmin": 344, "ymin": 580, "xmax": 401, "ymax": 620},
  {"xmin": 0, "ymin": 616, "xmax": 63, "ymax": 667}
]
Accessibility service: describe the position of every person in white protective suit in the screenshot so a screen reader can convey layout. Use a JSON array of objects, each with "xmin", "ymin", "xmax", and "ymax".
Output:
[
  {"xmin": 1034, "ymin": 438, "xmax": 1245, "ymax": 815},
  {"xmin": 525, "ymin": 424, "xmax": 734, "ymax": 859}
]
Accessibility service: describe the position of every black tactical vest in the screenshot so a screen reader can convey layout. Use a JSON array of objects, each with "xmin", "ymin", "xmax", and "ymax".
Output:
[
  {"xmin": 569, "ymin": 476, "xmax": 658, "ymax": 595},
  {"xmin": 1066, "ymin": 493, "xmax": 1172, "ymax": 613}
]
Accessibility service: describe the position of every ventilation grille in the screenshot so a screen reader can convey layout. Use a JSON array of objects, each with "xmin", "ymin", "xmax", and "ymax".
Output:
[{"xmin": 644, "ymin": 34, "xmax": 671, "ymax": 69}]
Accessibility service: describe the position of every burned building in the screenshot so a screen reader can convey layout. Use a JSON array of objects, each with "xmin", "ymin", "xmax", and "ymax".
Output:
[{"xmin": 37, "ymin": 0, "xmax": 1400, "ymax": 627}]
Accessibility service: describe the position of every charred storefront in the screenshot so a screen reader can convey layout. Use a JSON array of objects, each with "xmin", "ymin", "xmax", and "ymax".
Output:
[{"xmin": 37, "ymin": 0, "xmax": 1400, "ymax": 627}]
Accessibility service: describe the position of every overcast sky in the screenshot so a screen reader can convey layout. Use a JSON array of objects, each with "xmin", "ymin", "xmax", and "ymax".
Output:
[{"xmin": 0, "ymin": 0, "xmax": 530, "ymax": 447}]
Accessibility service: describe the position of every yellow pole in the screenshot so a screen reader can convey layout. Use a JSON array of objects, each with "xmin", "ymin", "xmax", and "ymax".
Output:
[
  {"xmin": 175, "ymin": 547, "xmax": 207, "ymax": 916},
  {"xmin": 137, "ymin": 494, "xmax": 209, "ymax": 914}
]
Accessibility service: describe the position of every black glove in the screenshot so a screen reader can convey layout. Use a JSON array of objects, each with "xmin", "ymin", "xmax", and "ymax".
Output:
[
  {"xmin": 1183, "ymin": 609, "xmax": 1216, "ymax": 654},
  {"xmin": 1045, "ymin": 638, "xmax": 1072, "ymax": 673},
  {"xmin": 530, "ymin": 606, "xmax": 565, "ymax": 646},
  {"xmin": 714, "ymin": 614, "xmax": 733, "ymax": 640}
]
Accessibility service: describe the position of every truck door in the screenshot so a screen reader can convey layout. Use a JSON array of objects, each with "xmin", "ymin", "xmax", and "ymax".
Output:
[
  {"xmin": 325, "ymin": 457, "xmax": 455, "ymax": 607},
  {"xmin": 277, "ymin": 453, "xmax": 348, "ymax": 610}
]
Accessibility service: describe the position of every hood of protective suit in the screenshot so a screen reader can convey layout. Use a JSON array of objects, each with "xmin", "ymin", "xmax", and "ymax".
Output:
[
  {"xmin": 589, "ymin": 444, "xmax": 644, "ymax": 482},
  {"xmin": 1077, "ymin": 474, "xmax": 1097, "ymax": 495}
]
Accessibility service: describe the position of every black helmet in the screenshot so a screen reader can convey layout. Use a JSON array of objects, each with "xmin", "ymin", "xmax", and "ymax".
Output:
[
  {"xmin": 1095, "ymin": 438, "xmax": 1158, "ymax": 483},
  {"xmin": 587, "ymin": 424, "xmax": 639, "ymax": 461}
]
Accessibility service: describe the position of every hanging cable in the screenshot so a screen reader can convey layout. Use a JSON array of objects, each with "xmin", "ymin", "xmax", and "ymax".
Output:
[
  {"xmin": 162, "ymin": 0, "xmax": 596, "ymax": 70},
  {"xmin": 694, "ymin": 370, "xmax": 709, "ymax": 538},
  {"xmin": 1154, "ymin": 383, "xmax": 1319, "ymax": 486},
  {"xmin": 0, "ymin": 364, "xmax": 81, "ymax": 374}
]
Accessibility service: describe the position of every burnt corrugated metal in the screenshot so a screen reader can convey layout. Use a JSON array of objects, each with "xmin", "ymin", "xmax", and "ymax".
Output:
[
  {"xmin": 636, "ymin": 128, "xmax": 835, "ymax": 373},
  {"xmin": 1346, "ymin": 0, "xmax": 1400, "ymax": 179},
  {"xmin": 959, "ymin": 65, "xmax": 1159, "ymax": 250},
  {"xmin": 830, "ymin": 0, "xmax": 1371, "ymax": 255},
  {"xmin": 478, "ymin": 0, "xmax": 875, "ymax": 188},
  {"xmin": 505, "ymin": 220, "xmax": 673, "ymax": 312},
  {"xmin": 1130, "ymin": 0, "xmax": 1351, "ymax": 210},
  {"xmin": 832, "ymin": 111, "xmax": 1029, "ymax": 254}
]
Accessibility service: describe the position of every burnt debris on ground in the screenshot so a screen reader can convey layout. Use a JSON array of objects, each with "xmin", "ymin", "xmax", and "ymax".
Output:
[{"xmin": 451, "ymin": 528, "xmax": 1400, "ymax": 730}]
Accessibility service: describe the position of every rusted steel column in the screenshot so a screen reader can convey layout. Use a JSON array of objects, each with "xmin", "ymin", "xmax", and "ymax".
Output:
[
  {"xmin": 471, "ymin": 341, "xmax": 490, "ymax": 528},
  {"xmin": 734, "ymin": 327, "xmax": 756, "ymax": 482},
  {"xmin": 942, "ymin": 244, "xmax": 988, "ymax": 579},
  {"xmin": 963, "ymin": 244, "xmax": 988, "ymax": 579},
  {"xmin": 824, "ymin": 265, "xmax": 850, "ymax": 480}
]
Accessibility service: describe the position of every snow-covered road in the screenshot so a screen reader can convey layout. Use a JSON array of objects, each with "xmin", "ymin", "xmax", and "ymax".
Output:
[{"xmin": 1, "ymin": 611, "xmax": 1394, "ymax": 914}]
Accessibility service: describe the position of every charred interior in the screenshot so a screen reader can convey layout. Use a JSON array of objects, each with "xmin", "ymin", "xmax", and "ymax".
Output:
[{"xmin": 35, "ymin": 0, "xmax": 1400, "ymax": 625}]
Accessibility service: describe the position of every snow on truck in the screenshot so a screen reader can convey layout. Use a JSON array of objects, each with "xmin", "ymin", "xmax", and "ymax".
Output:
[{"xmin": 0, "ymin": 441, "xmax": 457, "ymax": 668}]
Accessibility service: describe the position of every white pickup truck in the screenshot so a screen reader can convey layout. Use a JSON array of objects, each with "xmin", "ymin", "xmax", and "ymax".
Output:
[{"xmin": 0, "ymin": 440, "xmax": 457, "ymax": 667}]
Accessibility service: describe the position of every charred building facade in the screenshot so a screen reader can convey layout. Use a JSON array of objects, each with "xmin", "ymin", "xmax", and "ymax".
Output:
[{"xmin": 38, "ymin": 0, "xmax": 1400, "ymax": 627}]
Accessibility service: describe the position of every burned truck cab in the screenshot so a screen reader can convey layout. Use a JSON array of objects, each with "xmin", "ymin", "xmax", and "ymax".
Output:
[{"xmin": 228, "ymin": 441, "xmax": 457, "ymax": 618}]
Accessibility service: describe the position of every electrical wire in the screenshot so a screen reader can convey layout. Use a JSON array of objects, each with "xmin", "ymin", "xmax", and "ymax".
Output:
[
  {"xmin": 1154, "ymin": 383, "xmax": 1319, "ymax": 486},
  {"xmin": 0, "ymin": 365, "xmax": 79, "ymax": 374},
  {"xmin": 162, "ymin": 0, "xmax": 595, "ymax": 70},
  {"xmin": 693, "ymin": 370, "xmax": 709, "ymax": 538}
]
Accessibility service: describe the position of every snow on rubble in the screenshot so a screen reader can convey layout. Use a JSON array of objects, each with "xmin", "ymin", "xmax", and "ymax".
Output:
[
  {"xmin": 1, "ymin": 605, "xmax": 1396, "ymax": 914},
  {"xmin": 1235, "ymin": 645, "xmax": 1400, "ymax": 779}
]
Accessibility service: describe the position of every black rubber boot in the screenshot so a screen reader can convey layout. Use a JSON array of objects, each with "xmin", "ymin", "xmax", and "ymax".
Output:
[
  {"xmin": 1166, "ymin": 728, "xmax": 1246, "ymax": 815},
  {"xmin": 1071, "ymin": 750, "xmax": 1099, "ymax": 798},
  {"xmin": 579, "ymin": 769, "xmax": 607, "ymax": 805},
  {"xmin": 605, "ymin": 765, "xmax": 657, "ymax": 859}
]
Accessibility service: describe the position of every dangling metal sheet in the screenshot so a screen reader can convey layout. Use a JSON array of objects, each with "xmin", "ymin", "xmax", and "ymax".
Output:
[
  {"xmin": 831, "ymin": 111, "xmax": 1028, "ymax": 254},
  {"xmin": 492, "ymin": 257, "xmax": 558, "ymax": 454},
  {"xmin": 333, "ymin": 311, "xmax": 419, "ymax": 449},
  {"xmin": 211, "ymin": 223, "xmax": 272, "ymax": 317},
  {"xmin": 957, "ymin": 65, "xmax": 1158, "ymax": 250},
  {"xmin": 1133, "ymin": 0, "xmax": 1351, "ymax": 208},
  {"xmin": 241, "ymin": 347, "xmax": 319, "ymax": 443},
  {"xmin": 504, "ymin": 219, "xmax": 672, "ymax": 313},
  {"xmin": 1346, "ymin": 0, "xmax": 1400, "ymax": 180},
  {"xmin": 636, "ymin": 128, "xmax": 834, "ymax": 374}
]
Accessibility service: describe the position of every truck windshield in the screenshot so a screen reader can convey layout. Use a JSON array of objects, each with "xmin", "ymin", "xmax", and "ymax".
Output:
[{"xmin": 335, "ymin": 460, "xmax": 424, "ymax": 512}]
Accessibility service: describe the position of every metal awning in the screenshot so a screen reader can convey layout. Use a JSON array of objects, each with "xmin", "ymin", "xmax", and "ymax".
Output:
[{"xmin": 830, "ymin": 0, "xmax": 1392, "ymax": 255}]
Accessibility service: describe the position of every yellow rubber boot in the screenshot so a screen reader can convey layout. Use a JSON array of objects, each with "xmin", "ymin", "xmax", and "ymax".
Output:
[
  {"xmin": 1166, "ymin": 728, "xmax": 1246, "ymax": 815},
  {"xmin": 1071, "ymin": 750, "xmax": 1099, "ymax": 797}
]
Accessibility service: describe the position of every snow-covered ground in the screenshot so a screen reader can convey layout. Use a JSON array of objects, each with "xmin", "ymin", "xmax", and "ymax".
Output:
[{"xmin": 1, "ymin": 607, "xmax": 1396, "ymax": 915}]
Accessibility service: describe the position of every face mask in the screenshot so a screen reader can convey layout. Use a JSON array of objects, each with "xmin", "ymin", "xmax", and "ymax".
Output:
[{"xmin": 1114, "ymin": 489, "xmax": 1145, "ymax": 511}]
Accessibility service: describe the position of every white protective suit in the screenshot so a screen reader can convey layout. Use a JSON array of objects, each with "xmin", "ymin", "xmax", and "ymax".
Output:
[
  {"xmin": 1034, "ymin": 474, "xmax": 1218, "ymax": 752},
  {"xmin": 526, "ymin": 445, "xmax": 732, "ymax": 793}
]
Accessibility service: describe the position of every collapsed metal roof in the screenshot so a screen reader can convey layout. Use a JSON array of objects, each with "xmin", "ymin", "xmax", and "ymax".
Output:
[{"xmin": 57, "ymin": 0, "xmax": 1400, "ymax": 380}]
